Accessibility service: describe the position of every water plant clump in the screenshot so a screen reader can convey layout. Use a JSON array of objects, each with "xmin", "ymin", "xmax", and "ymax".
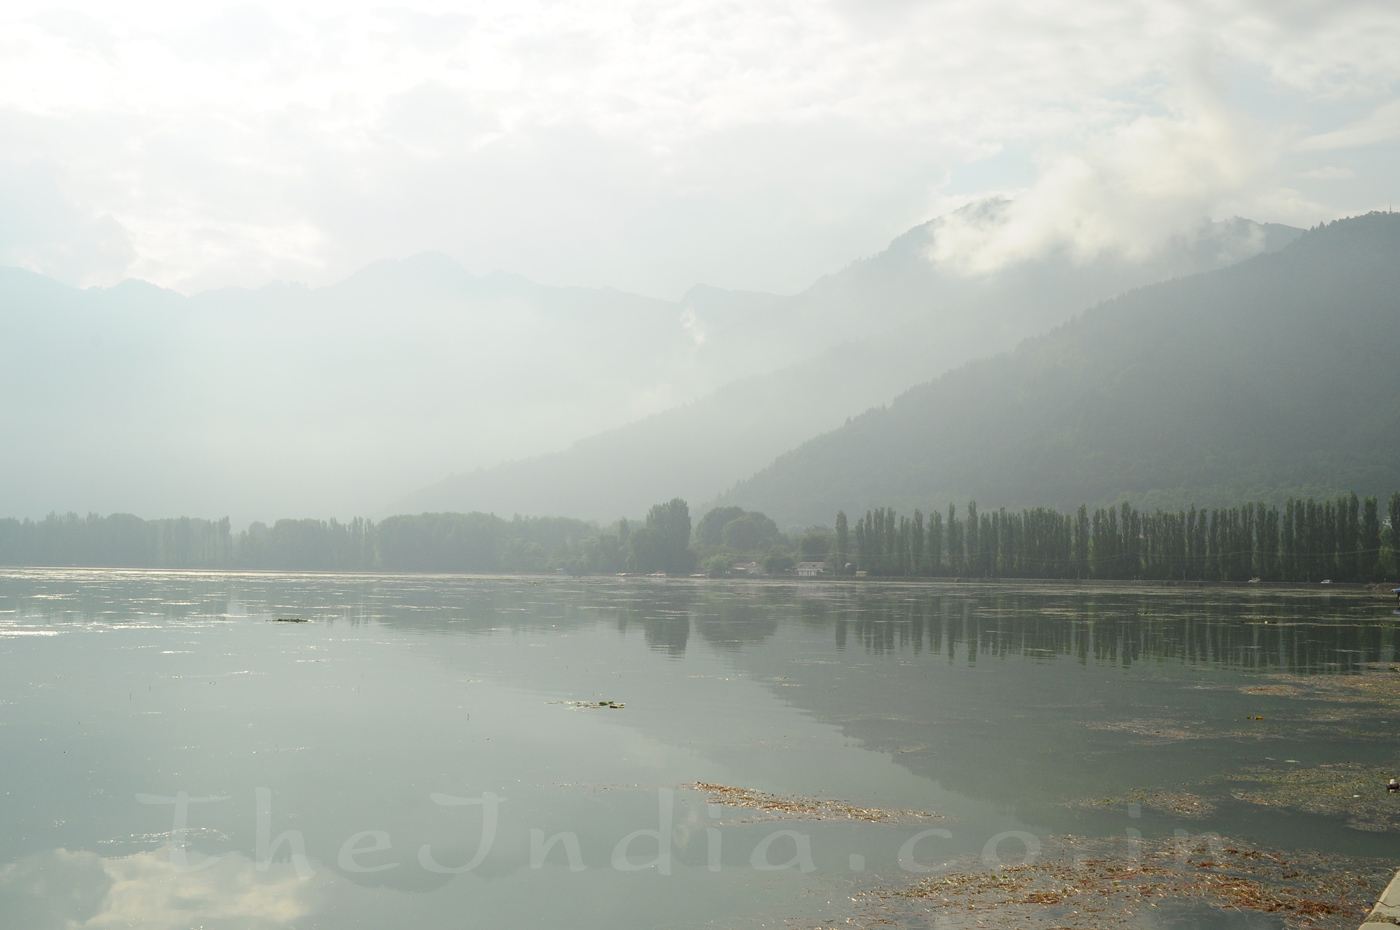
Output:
[
  {"xmin": 835, "ymin": 835, "xmax": 1389, "ymax": 930},
  {"xmin": 691, "ymin": 783, "xmax": 939, "ymax": 824}
]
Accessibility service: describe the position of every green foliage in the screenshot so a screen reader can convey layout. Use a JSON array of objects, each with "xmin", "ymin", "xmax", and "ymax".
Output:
[
  {"xmin": 1361, "ymin": 497, "xmax": 1381, "ymax": 580},
  {"xmin": 0, "ymin": 513, "xmax": 233, "ymax": 569},
  {"xmin": 690, "ymin": 505, "xmax": 787, "ymax": 574},
  {"xmin": 762, "ymin": 550, "xmax": 795, "ymax": 574},
  {"xmin": 695, "ymin": 506, "xmax": 746, "ymax": 547},
  {"xmin": 799, "ymin": 527, "xmax": 834, "ymax": 560},
  {"xmin": 1390, "ymin": 492, "xmax": 1400, "ymax": 577},
  {"xmin": 0, "ymin": 509, "xmax": 599, "ymax": 575},
  {"xmin": 376, "ymin": 512, "xmax": 504, "ymax": 572},
  {"xmin": 721, "ymin": 512, "xmax": 779, "ymax": 551},
  {"xmin": 628, "ymin": 498, "xmax": 695, "ymax": 574},
  {"xmin": 834, "ymin": 511, "xmax": 849, "ymax": 574},
  {"xmin": 842, "ymin": 492, "xmax": 1396, "ymax": 582}
]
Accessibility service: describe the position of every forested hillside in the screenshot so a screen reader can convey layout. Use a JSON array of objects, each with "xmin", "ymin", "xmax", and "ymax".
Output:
[
  {"xmin": 401, "ymin": 209, "xmax": 1300, "ymax": 520},
  {"xmin": 716, "ymin": 213, "xmax": 1400, "ymax": 525}
]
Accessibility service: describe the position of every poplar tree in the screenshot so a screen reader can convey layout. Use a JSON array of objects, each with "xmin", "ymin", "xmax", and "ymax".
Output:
[
  {"xmin": 1074, "ymin": 505, "xmax": 1090, "ymax": 578},
  {"xmin": 928, "ymin": 510, "xmax": 944, "ymax": 575},
  {"xmin": 912, "ymin": 510, "xmax": 925, "ymax": 575},
  {"xmin": 1281, "ymin": 499, "xmax": 1296, "ymax": 581},
  {"xmin": 1343, "ymin": 492, "xmax": 1361, "ymax": 582},
  {"xmin": 1361, "ymin": 497, "xmax": 1380, "ymax": 581},
  {"xmin": 1390, "ymin": 491, "xmax": 1400, "ymax": 577},
  {"xmin": 966, "ymin": 502, "xmax": 979, "ymax": 577},
  {"xmin": 947, "ymin": 505, "xmax": 963, "ymax": 575},
  {"xmin": 835, "ymin": 511, "xmax": 848, "ymax": 576}
]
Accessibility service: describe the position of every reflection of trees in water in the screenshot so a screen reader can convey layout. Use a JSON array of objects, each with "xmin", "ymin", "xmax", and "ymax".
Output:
[
  {"xmin": 642, "ymin": 616, "xmax": 689, "ymax": 656},
  {"xmin": 0, "ymin": 571, "xmax": 255, "ymax": 625},
  {"xmin": 6, "ymin": 572, "xmax": 1395, "ymax": 673},
  {"xmin": 692, "ymin": 600, "xmax": 780, "ymax": 651},
  {"xmin": 826, "ymin": 590, "xmax": 1399, "ymax": 674}
]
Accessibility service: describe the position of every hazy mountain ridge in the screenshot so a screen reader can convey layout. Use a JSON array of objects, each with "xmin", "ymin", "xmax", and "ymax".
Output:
[
  {"xmin": 712, "ymin": 212, "xmax": 1400, "ymax": 526},
  {"xmin": 0, "ymin": 256, "xmax": 802, "ymax": 523},
  {"xmin": 0, "ymin": 204, "xmax": 1304, "ymax": 524},
  {"xmin": 401, "ymin": 208, "xmax": 1303, "ymax": 521}
]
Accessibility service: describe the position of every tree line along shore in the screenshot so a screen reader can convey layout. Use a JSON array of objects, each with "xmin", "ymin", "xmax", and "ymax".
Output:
[
  {"xmin": 838, "ymin": 493, "xmax": 1400, "ymax": 583},
  {"xmin": 2, "ymin": 492, "xmax": 1399, "ymax": 584}
]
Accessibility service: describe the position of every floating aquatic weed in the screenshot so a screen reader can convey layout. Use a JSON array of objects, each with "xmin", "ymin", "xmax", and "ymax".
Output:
[
  {"xmin": 1084, "ymin": 717, "xmax": 1204, "ymax": 741},
  {"xmin": 1066, "ymin": 789, "xmax": 1217, "ymax": 818},
  {"xmin": 1226, "ymin": 761, "xmax": 1400, "ymax": 832},
  {"xmin": 549, "ymin": 700, "xmax": 625, "ymax": 710},
  {"xmin": 828, "ymin": 836, "xmax": 1387, "ymax": 930},
  {"xmin": 1251, "ymin": 669, "xmax": 1400, "ymax": 708},
  {"xmin": 690, "ymin": 783, "xmax": 939, "ymax": 824}
]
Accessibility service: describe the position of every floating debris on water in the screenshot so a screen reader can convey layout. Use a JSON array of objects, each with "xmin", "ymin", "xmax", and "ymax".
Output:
[
  {"xmin": 818, "ymin": 835, "xmax": 1388, "ymax": 930},
  {"xmin": 1246, "ymin": 669, "xmax": 1400, "ymax": 706},
  {"xmin": 1084, "ymin": 717, "xmax": 1203, "ymax": 741},
  {"xmin": 1242, "ymin": 684, "xmax": 1300, "ymax": 695},
  {"xmin": 550, "ymin": 700, "xmax": 625, "ymax": 710},
  {"xmin": 1226, "ymin": 761, "xmax": 1400, "ymax": 832},
  {"xmin": 1067, "ymin": 789, "xmax": 1217, "ymax": 819},
  {"xmin": 271, "ymin": 617, "xmax": 307, "ymax": 623},
  {"xmin": 690, "ymin": 782, "xmax": 939, "ymax": 824}
]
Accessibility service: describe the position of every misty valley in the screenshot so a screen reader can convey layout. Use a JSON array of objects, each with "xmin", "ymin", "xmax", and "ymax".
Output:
[{"xmin": 5, "ymin": 153, "xmax": 1400, "ymax": 930}]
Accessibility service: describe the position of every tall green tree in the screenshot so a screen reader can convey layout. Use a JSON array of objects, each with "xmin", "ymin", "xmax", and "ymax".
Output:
[
  {"xmin": 1361, "ymin": 496, "xmax": 1381, "ymax": 581},
  {"xmin": 1390, "ymin": 491, "xmax": 1400, "ymax": 577},
  {"xmin": 912, "ymin": 510, "xmax": 925, "ymax": 575},
  {"xmin": 928, "ymin": 510, "xmax": 944, "ymax": 575},
  {"xmin": 835, "ymin": 511, "xmax": 848, "ymax": 575},
  {"xmin": 966, "ymin": 502, "xmax": 979, "ymax": 576},
  {"xmin": 633, "ymin": 498, "xmax": 693, "ymax": 574}
]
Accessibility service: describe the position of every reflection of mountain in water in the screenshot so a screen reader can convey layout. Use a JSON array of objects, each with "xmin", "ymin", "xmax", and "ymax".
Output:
[
  {"xmin": 715, "ymin": 586, "xmax": 1400, "ymax": 850},
  {"xmin": 7, "ymin": 571, "xmax": 1400, "ymax": 852}
]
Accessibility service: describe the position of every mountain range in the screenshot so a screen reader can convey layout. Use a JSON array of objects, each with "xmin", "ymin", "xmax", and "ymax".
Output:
[
  {"xmin": 399, "ymin": 206, "xmax": 1301, "ymax": 522},
  {"xmin": 715, "ymin": 212, "xmax": 1400, "ymax": 526},
  {"xmin": 0, "ymin": 200, "xmax": 1312, "ymax": 525},
  {"xmin": 0, "ymin": 253, "xmax": 799, "ymax": 521}
]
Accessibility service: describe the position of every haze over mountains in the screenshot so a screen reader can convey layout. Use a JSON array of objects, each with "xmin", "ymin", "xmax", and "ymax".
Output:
[
  {"xmin": 0, "ymin": 253, "xmax": 803, "ymax": 522},
  {"xmin": 717, "ymin": 212, "xmax": 1400, "ymax": 526},
  {"xmin": 400, "ymin": 206, "xmax": 1301, "ymax": 521},
  {"xmin": 0, "ymin": 200, "xmax": 1307, "ymax": 525}
]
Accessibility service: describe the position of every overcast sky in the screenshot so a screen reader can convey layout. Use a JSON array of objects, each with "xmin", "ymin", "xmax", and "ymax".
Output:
[{"xmin": 2, "ymin": 0, "xmax": 1397, "ymax": 298}]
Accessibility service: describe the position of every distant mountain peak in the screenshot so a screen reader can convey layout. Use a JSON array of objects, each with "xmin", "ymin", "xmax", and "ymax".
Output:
[{"xmin": 713, "ymin": 211, "xmax": 1400, "ymax": 524}]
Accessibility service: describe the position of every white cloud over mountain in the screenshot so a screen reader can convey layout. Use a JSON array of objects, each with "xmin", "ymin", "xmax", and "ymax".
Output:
[{"xmin": 0, "ymin": 0, "xmax": 1396, "ymax": 294}]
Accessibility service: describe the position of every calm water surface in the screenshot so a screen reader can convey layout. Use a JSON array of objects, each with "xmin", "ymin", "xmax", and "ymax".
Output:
[{"xmin": 1, "ymin": 570, "xmax": 1397, "ymax": 929}]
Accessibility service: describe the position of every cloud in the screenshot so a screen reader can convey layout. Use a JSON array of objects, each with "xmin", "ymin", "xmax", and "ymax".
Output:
[
  {"xmin": 93, "ymin": 851, "xmax": 319, "ymax": 930},
  {"xmin": 1300, "ymin": 166, "xmax": 1357, "ymax": 180},
  {"xmin": 0, "ymin": 846, "xmax": 323, "ymax": 930},
  {"xmin": 929, "ymin": 88, "xmax": 1275, "ymax": 274},
  {"xmin": 1298, "ymin": 99, "xmax": 1400, "ymax": 151},
  {"xmin": 0, "ymin": 1, "xmax": 1395, "ymax": 294},
  {"xmin": 0, "ymin": 161, "xmax": 135, "ymax": 286},
  {"xmin": 0, "ymin": 849, "xmax": 111, "ymax": 930}
]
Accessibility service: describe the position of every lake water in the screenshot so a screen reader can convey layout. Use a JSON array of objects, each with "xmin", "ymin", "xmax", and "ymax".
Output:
[{"xmin": 1, "ymin": 570, "xmax": 1397, "ymax": 929}]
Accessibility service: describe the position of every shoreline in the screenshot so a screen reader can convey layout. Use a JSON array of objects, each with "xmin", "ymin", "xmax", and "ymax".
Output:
[
  {"xmin": 1362, "ymin": 870, "xmax": 1400, "ymax": 928},
  {"xmin": 0, "ymin": 563, "xmax": 1396, "ymax": 596}
]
